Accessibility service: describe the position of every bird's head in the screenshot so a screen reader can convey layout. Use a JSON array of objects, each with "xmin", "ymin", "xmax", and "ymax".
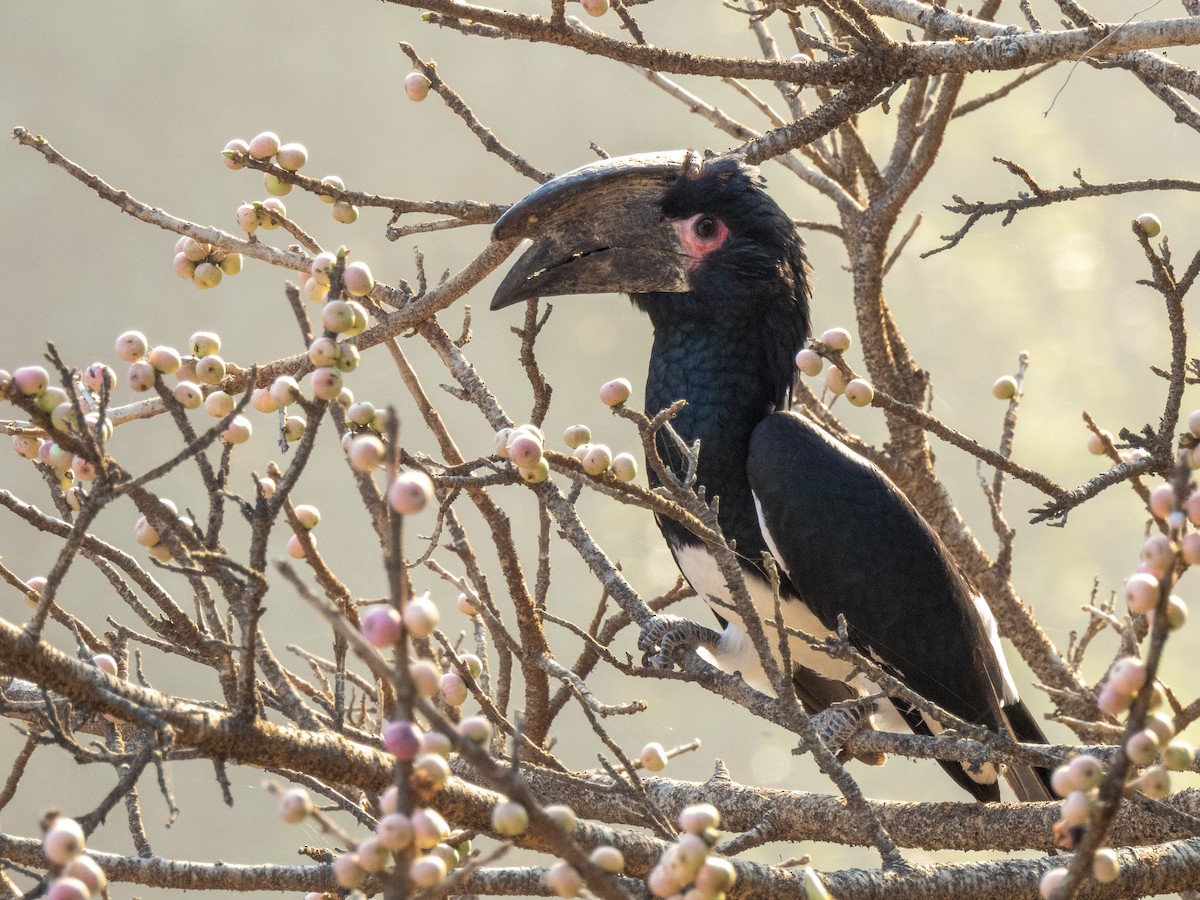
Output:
[{"xmin": 490, "ymin": 152, "xmax": 810, "ymax": 339}]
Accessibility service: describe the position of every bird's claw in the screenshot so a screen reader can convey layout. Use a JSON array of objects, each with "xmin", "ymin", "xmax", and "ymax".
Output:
[
  {"xmin": 808, "ymin": 696, "xmax": 878, "ymax": 755},
  {"xmin": 638, "ymin": 615, "xmax": 721, "ymax": 670}
]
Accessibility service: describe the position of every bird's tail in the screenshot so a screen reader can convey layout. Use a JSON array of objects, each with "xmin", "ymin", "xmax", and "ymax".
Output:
[{"xmin": 1000, "ymin": 699, "xmax": 1055, "ymax": 802}]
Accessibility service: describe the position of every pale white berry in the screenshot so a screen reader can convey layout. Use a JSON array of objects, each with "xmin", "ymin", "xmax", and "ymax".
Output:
[
  {"xmin": 795, "ymin": 348, "xmax": 823, "ymax": 376},
  {"xmin": 42, "ymin": 817, "xmax": 85, "ymax": 865},
  {"xmin": 600, "ymin": 378, "xmax": 632, "ymax": 407},
  {"xmin": 279, "ymin": 787, "xmax": 313, "ymax": 824},
  {"xmin": 992, "ymin": 375, "xmax": 1018, "ymax": 400},
  {"xmin": 491, "ymin": 800, "xmax": 529, "ymax": 836},
  {"xmin": 405, "ymin": 72, "xmax": 432, "ymax": 101},
  {"xmin": 402, "ymin": 593, "xmax": 440, "ymax": 638},
  {"xmin": 845, "ymin": 378, "xmax": 874, "ymax": 407},
  {"xmin": 388, "ymin": 470, "xmax": 435, "ymax": 515},
  {"xmin": 819, "ymin": 327, "xmax": 852, "ymax": 351},
  {"xmin": 1135, "ymin": 213, "xmax": 1162, "ymax": 238},
  {"xmin": 640, "ymin": 741, "xmax": 668, "ymax": 772}
]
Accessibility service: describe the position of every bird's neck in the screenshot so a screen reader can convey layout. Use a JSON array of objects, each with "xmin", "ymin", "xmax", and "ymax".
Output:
[{"xmin": 644, "ymin": 313, "xmax": 792, "ymax": 484}]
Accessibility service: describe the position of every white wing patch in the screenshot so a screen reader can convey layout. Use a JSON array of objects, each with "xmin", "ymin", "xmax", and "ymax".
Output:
[{"xmin": 971, "ymin": 593, "xmax": 1020, "ymax": 706}]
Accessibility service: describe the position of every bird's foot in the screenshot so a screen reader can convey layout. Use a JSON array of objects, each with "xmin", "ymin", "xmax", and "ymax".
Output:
[
  {"xmin": 808, "ymin": 695, "xmax": 879, "ymax": 756},
  {"xmin": 638, "ymin": 615, "xmax": 722, "ymax": 670}
]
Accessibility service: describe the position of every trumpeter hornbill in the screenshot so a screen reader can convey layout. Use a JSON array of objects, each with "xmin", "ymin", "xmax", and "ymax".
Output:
[{"xmin": 490, "ymin": 151, "xmax": 1052, "ymax": 802}]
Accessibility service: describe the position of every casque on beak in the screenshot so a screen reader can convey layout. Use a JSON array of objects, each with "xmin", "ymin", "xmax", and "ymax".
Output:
[{"xmin": 490, "ymin": 151, "xmax": 693, "ymax": 309}]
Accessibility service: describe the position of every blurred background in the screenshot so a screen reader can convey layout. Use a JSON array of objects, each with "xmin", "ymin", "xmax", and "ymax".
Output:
[{"xmin": 2, "ymin": 1, "xmax": 1198, "ymax": 895}]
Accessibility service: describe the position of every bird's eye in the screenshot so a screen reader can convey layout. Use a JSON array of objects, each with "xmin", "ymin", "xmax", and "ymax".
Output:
[{"xmin": 694, "ymin": 216, "xmax": 719, "ymax": 240}]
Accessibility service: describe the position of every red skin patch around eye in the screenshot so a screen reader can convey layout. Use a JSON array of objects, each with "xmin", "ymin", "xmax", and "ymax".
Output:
[{"xmin": 673, "ymin": 213, "xmax": 729, "ymax": 270}]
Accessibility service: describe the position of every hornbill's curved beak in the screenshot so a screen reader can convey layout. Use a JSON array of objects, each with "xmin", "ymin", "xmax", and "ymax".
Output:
[{"xmin": 490, "ymin": 151, "xmax": 692, "ymax": 309}]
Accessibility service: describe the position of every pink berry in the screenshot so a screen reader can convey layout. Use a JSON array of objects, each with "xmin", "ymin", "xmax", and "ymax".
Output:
[
  {"xmin": 279, "ymin": 787, "xmax": 313, "ymax": 824},
  {"xmin": 1182, "ymin": 532, "xmax": 1200, "ymax": 565},
  {"xmin": 1108, "ymin": 656, "xmax": 1148, "ymax": 695},
  {"xmin": 115, "ymin": 331, "xmax": 148, "ymax": 362},
  {"xmin": 360, "ymin": 604, "xmax": 402, "ymax": 647},
  {"xmin": 1133, "ymin": 765, "xmax": 1170, "ymax": 799},
  {"xmin": 1140, "ymin": 533, "xmax": 1174, "ymax": 578},
  {"xmin": 388, "ymin": 471, "xmax": 435, "ymax": 515},
  {"xmin": 42, "ymin": 817, "xmax": 85, "ymax": 864},
  {"xmin": 457, "ymin": 592, "xmax": 479, "ymax": 616},
  {"xmin": 547, "ymin": 862, "xmax": 583, "ymax": 896},
  {"xmin": 696, "ymin": 857, "xmax": 737, "ymax": 893},
  {"xmin": 286, "ymin": 533, "xmax": 309, "ymax": 559},
  {"xmin": 347, "ymin": 401, "xmax": 376, "ymax": 427},
  {"xmin": 439, "ymin": 671, "xmax": 468, "ymax": 706},
  {"xmin": 310, "ymin": 367, "xmax": 343, "ymax": 402},
  {"xmin": 81, "ymin": 363, "xmax": 116, "ymax": 394},
  {"xmin": 270, "ymin": 376, "xmax": 301, "ymax": 406},
  {"xmin": 825, "ymin": 366, "xmax": 848, "ymax": 395},
  {"xmin": 1125, "ymin": 729, "xmax": 1160, "ymax": 766},
  {"xmin": 410, "ymin": 659, "xmax": 440, "ymax": 698},
  {"xmin": 1097, "ymin": 683, "xmax": 1130, "ymax": 717},
  {"xmin": 92, "ymin": 653, "xmax": 118, "ymax": 676},
  {"xmin": 236, "ymin": 203, "xmax": 260, "ymax": 233},
  {"xmin": 404, "ymin": 72, "xmax": 432, "ymax": 102},
  {"xmin": 248, "ymin": 131, "xmax": 281, "ymax": 160},
  {"xmin": 376, "ymin": 813, "xmax": 414, "ymax": 850},
  {"xmin": 343, "ymin": 261, "xmax": 375, "ymax": 298},
  {"xmin": 348, "ymin": 435, "xmax": 385, "ymax": 472},
  {"xmin": 599, "ymin": 377, "xmax": 632, "ymax": 407},
  {"xmin": 412, "ymin": 807, "xmax": 451, "ymax": 848},
  {"xmin": 402, "ymin": 593, "xmax": 440, "ymax": 638},
  {"xmin": 12, "ymin": 434, "xmax": 40, "ymax": 460},
  {"xmin": 63, "ymin": 855, "xmax": 106, "ymax": 892},
  {"xmin": 679, "ymin": 803, "xmax": 719, "ymax": 834},
  {"xmin": 507, "ymin": 433, "xmax": 543, "ymax": 468},
  {"xmin": 1125, "ymin": 572, "xmax": 1160, "ymax": 614},
  {"xmin": 331, "ymin": 852, "xmax": 363, "ymax": 889},
  {"xmin": 307, "ymin": 336, "xmax": 338, "ymax": 368},
  {"xmin": 127, "ymin": 360, "xmax": 157, "ymax": 392},
  {"xmin": 221, "ymin": 416, "xmax": 253, "ymax": 444},
  {"xmin": 46, "ymin": 878, "xmax": 90, "ymax": 900},
  {"xmin": 222, "ymin": 138, "xmax": 250, "ymax": 169},
  {"xmin": 173, "ymin": 252, "xmax": 196, "ymax": 279},
  {"xmin": 194, "ymin": 355, "xmax": 227, "ymax": 385},
  {"xmin": 582, "ymin": 444, "xmax": 613, "ymax": 476},
  {"xmin": 14, "ymin": 365, "xmax": 50, "ymax": 396},
  {"xmin": 590, "ymin": 846, "xmax": 624, "ymax": 874},
  {"xmin": 319, "ymin": 176, "xmax": 344, "ymax": 202},
  {"xmin": 458, "ymin": 714, "xmax": 492, "ymax": 745},
  {"xmin": 611, "ymin": 452, "xmax": 638, "ymax": 482},
  {"xmin": 383, "ymin": 719, "xmax": 425, "ymax": 760},
  {"xmin": 820, "ymin": 327, "xmax": 852, "ymax": 352},
  {"xmin": 795, "ymin": 348, "xmax": 823, "ymax": 376},
  {"xmin": 251, "ymin": 387, "xmax": 279, "ymax": 413},
  {"xmin": 1039, "ymin": 867, "xmax": 1068, "ymax": 899},
  {"xmin": 1067, "ymin": 754, "xmax": 1104, "ymax": 790},
  {"xmin": 260, "ymin": 197, "xmax": 286, "ymax": 228},
  {"xmin": 845, "ymin": 378, "xmax": 874, "ymax": 407},
  {"xmin": 409, "ymin": 854, "xmax": 448, "ymax": 887},
  {"xmin": 321, "ymin": 300, "xmax": 355, "ymax": 334},
  {"xmin": 1149, "ymin": 484, "xmax": 1177, "ymax": 519},
  {"xmin": 204, "ymin": 391, "xmax": 235, "ymax": 418},
  {"xmin": 1087, "ymin": 430, "xmax": 1112, "ymax": 456},
  {"xmin": 276, "ymin": 142, "xmax": 308, "ymax": 172}
]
